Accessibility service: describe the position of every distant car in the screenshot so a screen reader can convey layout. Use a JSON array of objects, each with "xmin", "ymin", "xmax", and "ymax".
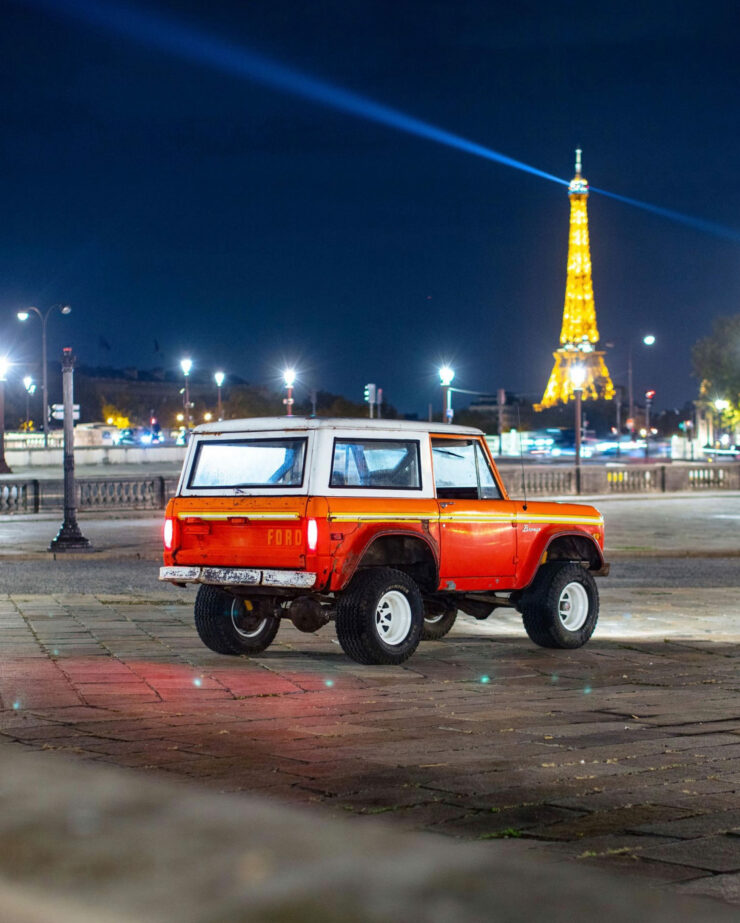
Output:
[{"xmin": 116, "ymin": 427, "xmax": 163, "ymax": 446}]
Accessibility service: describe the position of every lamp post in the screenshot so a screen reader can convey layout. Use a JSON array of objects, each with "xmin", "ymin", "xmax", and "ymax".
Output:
[
  {"xmin": 23, "ymin": 376, "xmax": 35, "ymax": 432},
  {"xmin": 644, "ymin": 389, "xmax": 655, "ymax": 459},
  {"xmin": 180, "ymin": 358, "xmax": 192, "ymax": 430},
  {"xmin": 570, "ymin": 364, "xmax": 586, "ymax": 495},
  {"xmin": 214, "ymin": 371, "xmax": 225, "ymax": 421},
  {"xmin": 0, "ymin": 357, "xmax": 11, "ymax": 474},
  {"xmin": 439, "ymin": 366, "xmax": 454, "ymax": 423},
  {"xmin": 714, "ymin": 399, "xmax": 730, "ymax": 447},
  {"xmin": 283, "ymin": 369, "xmax": 296, "ymax": 416},
  {"xmin": 49, "ymin": 348, "xmax": 91, "ymax": 552},
  {"xmin": 17, "ymin": 305, "xmax": 71, "ymax": 448},
  {"xmin": 628, "ymin": 334, "xmax": 655, "ymax": 427}
]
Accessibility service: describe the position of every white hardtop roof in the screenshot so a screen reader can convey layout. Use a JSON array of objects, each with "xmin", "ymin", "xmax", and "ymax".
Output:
[{"xmin": 193, "ymin": 416, "xmax": 484, "ymax": 437}]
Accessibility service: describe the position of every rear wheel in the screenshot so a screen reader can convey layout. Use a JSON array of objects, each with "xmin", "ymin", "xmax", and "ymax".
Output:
[
  {"xmin": 518, "ymin": 562, "xmax": 598, "ymax": 649},
  {"xmin": 335, "ymin": 568, "xmax": 423, "ymax": 665},
  {"xmin": 194, "ymin": 586, "xmax": 280, "ymax": 655}
]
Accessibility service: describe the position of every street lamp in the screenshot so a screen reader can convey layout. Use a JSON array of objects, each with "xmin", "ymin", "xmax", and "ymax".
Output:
[
  {"xmin": 17, "ymin": 304, "xmax": 71, "ymax": 448},
  {"xmin": 0, "ymin": 357, "xmax": 10, "ymax": 473},
  {"xmin": 214, "ymin": 370, "xmax": 225, "ymax": 421},
  {"xmin": 644, "ymin": 389, "xmax": 656, "ymax": 459},
  {"xmin": 628, "ymin": 334, "xmax": 656, "ymax": 427},
  {"xmin": 180, "ymin": 358, "xmax": 192, "ymax": 430},
  {"xmin": 714, "ymin": 399, "xmax": 730, "ymax": 446},
  {"xmin": 570, "ymin": 364, "xmax": 586, "ymax": 494},
  {"xmin": 439, "ymin": 366, "xmax": 454, "ymax": 423},
  {"xmin": 283, "ymin": 368, "xmax": 296, "ymax": 416},
  {"xmin": 23, "ymin": 376, "xmax": 35, "ymax": 431}
]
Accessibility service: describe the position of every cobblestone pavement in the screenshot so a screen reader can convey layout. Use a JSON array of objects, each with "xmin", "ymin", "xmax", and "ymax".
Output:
[
  {"xmin": 0, "ymin": 493, "xmax": 738, "ymax": 906},
  {"xmin": 0, "ymin": 589, "xmax": 738, "ymax": 905}
]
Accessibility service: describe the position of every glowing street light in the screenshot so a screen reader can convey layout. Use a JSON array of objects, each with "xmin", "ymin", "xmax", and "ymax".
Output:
[
  {"xmin": 23, "ymin": 376, "xmax": 36, "ymax": 431},
  {"xmin": 439, "ymin": 366, "xmax": 454, "ymax": 423},
  {"xmin": 0, "ymin": 357, "xmax": 11, "ymax": 473},
  {"xmin": 283, "ymin": 368, "xmax": 296, "ymax": 416},
  {"xmin": 570, "ymin": 364, "xmax": 586, "ymax": 492},
  {"xmin": 180, "ymin": 358, "xmax": 192, "ymax": 430},
  {"xmin": 644, "ymin": 389, "xmax": 656, "ymax": 459},
  {"xmin": 714, "ymin": 399, "xmax": 730, "ymax": 446},
  {"xmin": 628, "ymin": 334, "xmax": 656, "ymax": 426},
  {"xmin": 214, "ymin": 370, "xmax": 225, "ymax": 420},
  {"xmin": 17, "ymin": 304, "xmax": 71, "ymax": 447}
]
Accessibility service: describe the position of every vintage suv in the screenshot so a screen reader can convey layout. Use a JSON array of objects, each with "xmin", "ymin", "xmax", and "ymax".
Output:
[{"xmin": 160, "ymin": 418, "xmax": 609, "ymax": 665}]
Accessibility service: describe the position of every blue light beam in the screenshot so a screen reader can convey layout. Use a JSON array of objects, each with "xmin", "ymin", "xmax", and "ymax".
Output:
[{"xmin": 21, "ymin": 0, "xmax": 740, "ymax": 242}]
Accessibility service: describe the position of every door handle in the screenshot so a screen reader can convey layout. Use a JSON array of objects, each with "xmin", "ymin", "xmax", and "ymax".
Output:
[{"xmin": 439, "ymin": 501, "xmax": 454, "ymax": 508}]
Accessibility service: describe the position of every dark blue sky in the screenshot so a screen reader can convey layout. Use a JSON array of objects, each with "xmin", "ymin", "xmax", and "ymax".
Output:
[{"xmin": 3, "ymin": 0, "xmax": 739, "ymax": 415}]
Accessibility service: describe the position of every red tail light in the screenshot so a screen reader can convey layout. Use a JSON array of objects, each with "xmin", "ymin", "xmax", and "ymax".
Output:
[
  {"xmin": 163, "ymin": 517, "xmax": 175, "ymax": 550},
  {"xmin": 306, "ymin": 518, "xmax": 318, "ymax": 552}
]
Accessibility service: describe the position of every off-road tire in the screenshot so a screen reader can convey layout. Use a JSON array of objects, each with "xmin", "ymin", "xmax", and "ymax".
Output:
[
  {"xmin": 194, "ymin": 586, "xmax": 280, "ymax": 655},
  {"xmin": 518, "ymin": 562, "xmax": 598, "ymax": 649},
  {"xmin": 421, "ymin": 604, "xmax": 458, "ymax": 640},
  {"xmin": 335, "ymin": 567, "xmax": 423, "ymax": 665}
]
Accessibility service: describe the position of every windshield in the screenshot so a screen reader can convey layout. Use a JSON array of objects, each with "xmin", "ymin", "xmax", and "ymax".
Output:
[{"xmin": 188, "ymin": 438, "xmax": 307, "ymax": 489}]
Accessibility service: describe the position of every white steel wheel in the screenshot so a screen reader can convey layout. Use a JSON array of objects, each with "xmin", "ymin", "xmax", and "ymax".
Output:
[
  {"xmin": 375, "ymin": 590, "xmax": 412, "ymax": 646},
  {"xmin": 518, "ymin": 562, "xmax": 599, "ymax": 650},
  {"xmin": 335, "ymin": 567, "xmax": 424, "ymax": 665},
  {"xmin": 557, "ymin": 581, "xmax": 590, "ymax": 631},
  {"xmin": 194, "ymin": 586, "xmax": 280, "ymax": 655},
  {"xmin": 230, "ymin": 599, "xmax": 269, "ymax": 639}
]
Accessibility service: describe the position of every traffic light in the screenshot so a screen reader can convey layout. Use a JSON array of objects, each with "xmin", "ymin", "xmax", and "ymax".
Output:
[
  {"xmin": 645, "ymin": 390, "xmax": 656, "ymax": 401},
  {"xmin": 364, "ymin": 383, "xmax": 376, "ymax": 404}
]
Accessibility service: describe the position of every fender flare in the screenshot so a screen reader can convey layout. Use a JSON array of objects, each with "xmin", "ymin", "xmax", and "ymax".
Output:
[
  {"xmin": 330, "ymin": 528, "xmax": 440, "ymax": 592},
  {"xmin": 519, "ymin": 530, "xmax": 606, "ymax": 589}
]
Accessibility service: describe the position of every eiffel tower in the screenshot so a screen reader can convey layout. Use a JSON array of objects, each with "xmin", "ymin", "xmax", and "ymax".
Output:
[{"xmin": 536, "ymin": 150, "xmax": 614, "ymax": 409}]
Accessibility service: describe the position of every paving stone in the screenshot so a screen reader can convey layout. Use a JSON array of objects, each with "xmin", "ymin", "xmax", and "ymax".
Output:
[
  {"xmin": 640, "ymin": 836, "xmax": 740, "ymax": 873},
  {"xmin": 676, "ymin": 872, "xmax": 740, "ymax": 905},
  {"xmin": 632, "ymin": 811, "xmax": 740, "ymax": 839}
]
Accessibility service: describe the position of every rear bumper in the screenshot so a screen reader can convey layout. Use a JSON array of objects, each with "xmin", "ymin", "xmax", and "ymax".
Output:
[{"xmin": 159, "ymin": 566, "xmax": 317, "ymax": 589}]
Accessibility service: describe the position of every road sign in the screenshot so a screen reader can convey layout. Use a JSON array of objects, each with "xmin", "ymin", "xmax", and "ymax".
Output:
[{"xmin": 50, "ymin": 403, "xmax": 80, "ymax": 421}]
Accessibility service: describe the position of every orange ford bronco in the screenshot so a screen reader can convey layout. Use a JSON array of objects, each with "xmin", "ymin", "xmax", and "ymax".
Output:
[{"xmin": 160, "ymin": 418, "xmax": 609, "ymax": 665}]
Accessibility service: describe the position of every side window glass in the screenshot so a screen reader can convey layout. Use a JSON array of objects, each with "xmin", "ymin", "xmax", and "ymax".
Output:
[
  {"xmin": 432, "ymin": 440, "xmax": 478, "ymax": 499},
  {"xmin": 330, "ymin": 439, "xmax": 421, "ymax": 489},
  {"xmin": 475, "ymin": 443, "xmax": 502, "ymax": 499}
]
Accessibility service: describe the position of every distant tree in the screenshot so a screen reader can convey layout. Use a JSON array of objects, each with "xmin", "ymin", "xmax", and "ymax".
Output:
[
  {"xmin": 692, "ymin": 314, "xmax": 740, "ymax": 420},
  {"xmin": 222, "ymin": 386, "xmax": 282, "ymax": 419}
]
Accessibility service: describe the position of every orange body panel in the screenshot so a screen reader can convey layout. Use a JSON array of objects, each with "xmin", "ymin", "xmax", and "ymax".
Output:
[
  {"xmin": 164, "ymin": 495, "xmax": 309, "ymax": 569},
  {"xmin": 164, "ymin": 487, "xmax": 604, "ymax": 593}
]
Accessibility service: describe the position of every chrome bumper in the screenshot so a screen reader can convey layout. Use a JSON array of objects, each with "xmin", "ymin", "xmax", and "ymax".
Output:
[{"xmin": 159, "ymin": 566, "xmax": 317, "ymax": 589}]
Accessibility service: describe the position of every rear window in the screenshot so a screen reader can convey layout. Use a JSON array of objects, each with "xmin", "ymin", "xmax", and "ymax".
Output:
[
  {"xmin": 188, "ymin": 438, "xmax": 307, "ymax": 489},
  {"xmin": 330, "ymin": 439, "xmax": 421, "ymax": 489}
]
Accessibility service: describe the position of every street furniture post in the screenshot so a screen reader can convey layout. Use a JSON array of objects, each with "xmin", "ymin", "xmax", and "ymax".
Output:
[{"xmin": 50, "ymin": 348, "xmax": 91, "ymax": 552}]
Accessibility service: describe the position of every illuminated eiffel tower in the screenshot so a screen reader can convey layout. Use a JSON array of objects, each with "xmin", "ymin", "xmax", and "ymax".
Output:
[{"xmin": 536, "ymin": 150, "xmax": 614, "ymax": 409}]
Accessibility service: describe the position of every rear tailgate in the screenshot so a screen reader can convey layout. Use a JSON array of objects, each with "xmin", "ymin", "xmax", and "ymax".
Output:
[{"xmin": 170, "ymin": 496, "xmax": 309, "ymax": 569}]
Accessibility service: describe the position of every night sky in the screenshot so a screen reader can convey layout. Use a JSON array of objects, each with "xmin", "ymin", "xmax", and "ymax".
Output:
[{"xmin": 3, "ymin": 0, "xmax": 739, "ymax": 416}]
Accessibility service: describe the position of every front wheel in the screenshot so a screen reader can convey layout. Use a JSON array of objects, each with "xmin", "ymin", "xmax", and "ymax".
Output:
[
  {"xmin": 194, "ymin": 586, "xmax": 280, "ymax": 655},
  {"xmin": 518, "ymin": 563, "xmax": 598, "ymax": 649},
  {"xmin": 335, "ymin": 568, "xmax": 423, "ymax": 665}
]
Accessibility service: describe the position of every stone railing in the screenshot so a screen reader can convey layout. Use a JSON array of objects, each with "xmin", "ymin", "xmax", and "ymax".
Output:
[
  {"xmin": 0, "ymin": 476, "xmax": 180, "ymax": 514},
  {"xmin": 497, "ymin": 462, "xmax": 740, "ymax": 497},
  {"xmin": 0, "ymin": 465, "xmax": 736, "ymax": 515}
]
